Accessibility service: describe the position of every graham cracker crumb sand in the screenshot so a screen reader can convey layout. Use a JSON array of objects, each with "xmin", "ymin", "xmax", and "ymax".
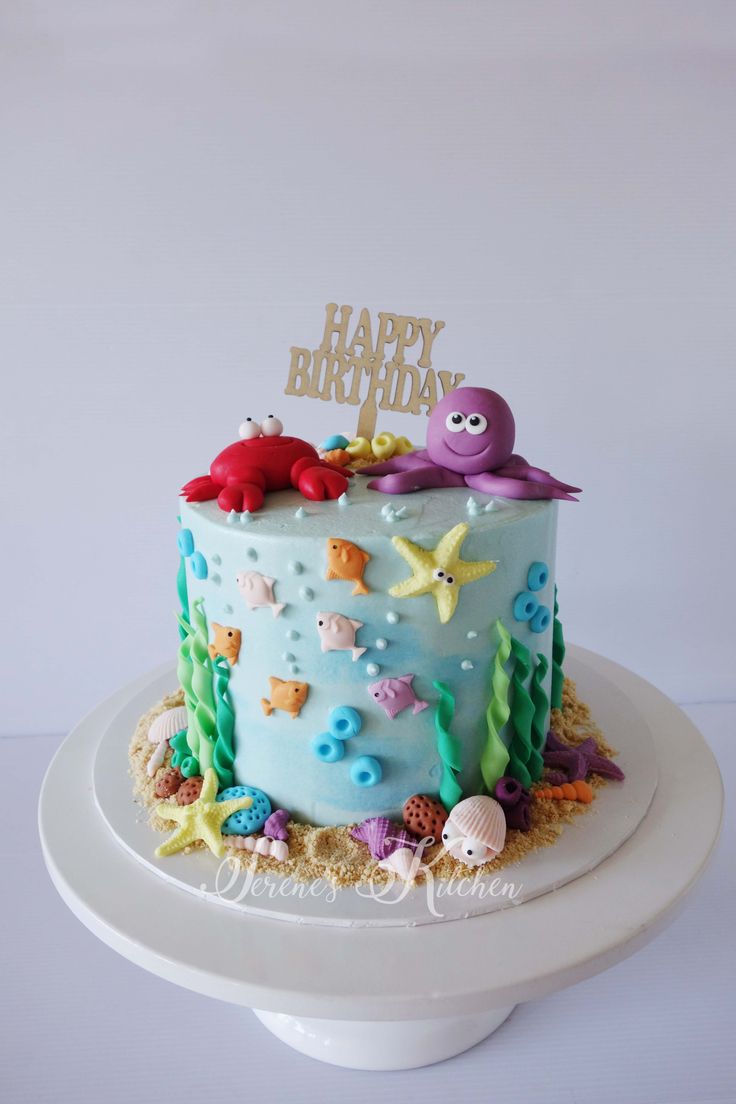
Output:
[{"xmin": 128, "ymin": 677, "xmax": 621, "ymax": 886}]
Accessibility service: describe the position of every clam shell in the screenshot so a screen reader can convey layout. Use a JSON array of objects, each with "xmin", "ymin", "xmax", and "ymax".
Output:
[
  {"xmin": 447, "ymin": 795, "xmax": 507, "ymax": 852},
  {"xmin": 148, "ymin": 706, "xmax": 188, "ymax": 745}
]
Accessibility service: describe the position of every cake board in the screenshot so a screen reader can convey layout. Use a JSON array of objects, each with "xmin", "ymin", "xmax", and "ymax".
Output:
[{"xmin": 38, "ymin": 646, "xmax": 724, "ymax": 1070}]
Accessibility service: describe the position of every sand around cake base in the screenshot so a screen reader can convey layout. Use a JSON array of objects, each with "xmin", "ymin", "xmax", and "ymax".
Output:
[{"xmin": 129, "ymin": 679, "xmax": 620, "ymax": 887}]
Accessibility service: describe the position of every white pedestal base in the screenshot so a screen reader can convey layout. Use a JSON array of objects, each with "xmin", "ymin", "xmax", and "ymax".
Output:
[{"xmin": 252, "ymin": 1005, "xmax": 516, "ymax": 1070}]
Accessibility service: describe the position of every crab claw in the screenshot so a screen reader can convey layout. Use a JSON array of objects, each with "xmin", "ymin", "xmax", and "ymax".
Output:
[
  {"xmin": 217, "ymin": 482, "xmax": 265, "ymax": 513},
  {"xmin": 181, "ymin": 475, "xmax": 219, "ymax": 502},
  {"xmin": 291, "ymin": 457, "xmax": 349, "ymax": 501}
]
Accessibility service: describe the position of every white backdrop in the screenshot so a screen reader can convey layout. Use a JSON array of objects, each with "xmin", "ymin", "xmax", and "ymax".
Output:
[{"xmin": 2, "ymin": 1, "xmax": 735, "ymax": 736}]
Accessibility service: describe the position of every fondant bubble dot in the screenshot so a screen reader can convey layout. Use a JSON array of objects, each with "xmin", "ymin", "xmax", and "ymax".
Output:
[
  {"xmin": 283, "ymin": 651, "xmax": 295, "ymax": 663},
  {"xmin": 300, "ymin": 586, "xmax": 314, "ymax": 601},
  {"xmin": 530, "ymin": 605, "xmax": 552, "ymax": 633},
  {"xmin": 328, "ymin": 706, "xmax": 362, "ymax": 740},
  {"xmin": 290, "ymin": 663, "xmax": 300, "ymax": 675},
  {"xmin": 295, "ymin": 507, "xmax": 308, "ymax": 519},
  {"xmin": 461, "ymin": 659, "xmax": 474, "ymax": 671},
  {"xmin": 375, "ymin": 638, "xmax": 388, "ymax": 650},
  {"xmin": 239, "ymin": 511, "xmax": 253, "ymax": 525},
  {"xmin": 350, "ymin": 755, "xmax": 382, "ymax": 788},
  {"xmin": 217, "ymin": 785, "xmax": 271, "ymax": 836},
  {"xmin": 211, "ymin": 553, "xmax": 222, "ymax": 566},
  {"xmin": 466, "ymin": 630, "xmax": 478, "ymax": 639},
  {"xmin": 286, "ymin": 629, "xmax": 300, "ymax": 641},
  {"xmin": 190, "ymin": 551, "xmax": 208, "ymax": 580},
  {"xmin": 386, "ymin": 611, "xmax": 399, "ymax": 625},
  {"xmin": 380, "ymin": 503, "xmax": 394, "ymax": 518},
  {"xmin": 513, "ymin": 591, "xmax": 538, "ymax": 622},
  {"xmin": 224, "ymin": 604, "xmax": 234, "ymax": 615},
  {"xmin": 337, "ymin": 492, "xmax": 350, "ymax": 507},
  {"xmin": 289, "ymin": 561, "xmax": 304, "ymax": 575},
  {"xmin": 177, "ymin": 529, "xmax": 195, "ymax": 557},
  {"xmin": 247, "ymin": 547, "xmax": 258, "ymax": 561},
  {"xmin": 527, "ymin": 561, "xmax": 549, "ymax": 592},
  {"xmin": 211, "ymin": 572, "xmax": 221, "ymax": 585},
  {"xmin": 366, "ymin": 662, "xmax": 380, "ymax": 677},
  {"xmin": 311, "ymin": 732, "xmax": 345, "ymax": 763},
  {"xmin": 227, "ymin": 510, "xmax": 238, "ymax": 525}
]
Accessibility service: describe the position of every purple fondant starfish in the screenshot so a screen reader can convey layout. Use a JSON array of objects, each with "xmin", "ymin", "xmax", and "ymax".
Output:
[{"xmin": 544, "ymin": 730, "xmax": 625, "ymax": 782}]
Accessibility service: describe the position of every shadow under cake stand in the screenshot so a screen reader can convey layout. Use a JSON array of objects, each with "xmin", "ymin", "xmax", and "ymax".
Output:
[{"xmin": 39, "ymin": 647, "xmax": 723, "ymax": 1070}]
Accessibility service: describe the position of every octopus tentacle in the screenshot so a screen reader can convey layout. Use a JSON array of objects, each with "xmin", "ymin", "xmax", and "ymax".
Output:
[
  {"xmin": 360, "ymin": 450, "xmax": 431, "ymax": 477},
  {"xmin": 367, "ymin": 464, "xmax": 467, "ymax": 494},
  {"xmin": 495, "ymin": 454, "xmax": 582, "ymax": 494},
  {"xmin": 464, "ymin": 471, "xmax": 579, "ymax": 502}
]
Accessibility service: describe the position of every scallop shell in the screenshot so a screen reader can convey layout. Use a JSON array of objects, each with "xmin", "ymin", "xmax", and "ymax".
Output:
[
  {"xmin": 147, "ymin": 706, "xmax": 188, "ymax": 745},
  {"xmin": 446, "ymin": 795, "xmax": 507, "ymax": 852}
]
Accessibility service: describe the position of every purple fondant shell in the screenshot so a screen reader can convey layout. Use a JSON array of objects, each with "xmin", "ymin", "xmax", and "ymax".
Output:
[
  {"xmin": 351, "ymin": 816, "xmax": 418, "ymax": 860},
  {"xmin": 264, "ymin": 808, "xmax": 290, "ymax": 842}
]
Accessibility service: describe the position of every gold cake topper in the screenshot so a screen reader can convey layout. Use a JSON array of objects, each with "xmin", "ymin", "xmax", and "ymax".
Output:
[{"xmin": 284, "ymin": 303, "xmax": 465, "ymax": 439}]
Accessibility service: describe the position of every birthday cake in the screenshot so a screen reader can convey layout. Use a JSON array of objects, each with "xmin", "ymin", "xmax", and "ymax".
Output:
[{"xmin": 130, "ymin": 306, "xmax": 624, "ymax": 885}]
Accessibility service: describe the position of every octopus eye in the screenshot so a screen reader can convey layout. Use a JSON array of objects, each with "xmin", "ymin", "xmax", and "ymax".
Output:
[
  {"xmin": 445, "ymin": 411, "xmax": 466, "ymax": 433},
  {"xmin": 260, "ymin": 414, "xmax": 283, "ymax": 437},
  {"xmin": 432, "ymin": 568, "xmax": 446, "ymax": 581},
  {"xmin": 466, "ymin": 413, "xmax": 488, "ymax": 436},
  {"xmin": 444, "ymin": 574, "xmax": 455, "ymax": 586},
  {"xmin": 239, "ymin": 418, "xmax": 261, "ymax": 440}
]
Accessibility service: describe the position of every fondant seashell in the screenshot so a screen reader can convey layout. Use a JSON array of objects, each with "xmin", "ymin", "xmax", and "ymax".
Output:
[
  {"xmin": 146, "ymin": 738, "xmax": 169, "ymax": 777},
  {"xmin": 351, "ymin": 817, "xmax": 418, "ymax": 861},
  {"xmin": 378, "ymin": 844, "xmax": 424, "ymax": 883},
  {"xmin": 264, "ymin": 808, "xmax": 290, "ymax": 842},
  {"xmin": 446, "ymin": 795, "xmax": 507, "ymax": 850},
  {"xmin": 223, "ymin": 834, "xmax": 289, "ymax": 861},
  {"xmin": 147, "ymin": 706, "xmax": 188, "ymax": 745}
]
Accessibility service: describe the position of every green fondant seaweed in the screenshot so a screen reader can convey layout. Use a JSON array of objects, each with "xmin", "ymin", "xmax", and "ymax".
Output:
[
  {"xmin": 212, "ymin": 656, "xmax": 236, "ymax": 789},
  {"xmin": 530, "ymin": 653, "xmax": 550, "ymax": 777},
  {"xmin": 505, "ymin": 637, "xmax": 539, "ymax": 788},
  {"xmin": 480, "ymin": 619, "xmax": 511, "ymax": 793},
  {"xmin": 432, "ymin": 680, "xmax": 463, "ymax": 810},
  {"xmin": 551, "ymin": 585, "xmax": 566, "ymax": 710},
  {"xmin": 188, "ymin": 598, "xmax": 217, "ymax": 775}
]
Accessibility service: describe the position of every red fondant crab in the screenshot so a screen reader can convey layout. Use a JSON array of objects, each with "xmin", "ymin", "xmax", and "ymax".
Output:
[{"xmin": 181, "ymin": 415, "xmax": 351, "ymax": 513}]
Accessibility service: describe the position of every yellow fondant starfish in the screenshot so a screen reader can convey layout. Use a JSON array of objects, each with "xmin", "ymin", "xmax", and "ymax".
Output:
[
  {"xmin": 154, "ymin": 768, "xmax": 252, "ymax": 859},
  {"xmin": 389, "ymin": 522, "xmax": 497, "ymax": 623}
]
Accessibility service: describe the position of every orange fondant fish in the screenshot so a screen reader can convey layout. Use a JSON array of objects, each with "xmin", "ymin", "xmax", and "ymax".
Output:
[
  {"xmin": 208, "ymin": 623, "xmax": 242, "ymax": 665},
  {"xmin": 325, "ymin": 537, "xmax": 371, "ymax": 596},
  {"xmin": 261, "ymin": 676, "xmax": 309, "ymax": 720}
]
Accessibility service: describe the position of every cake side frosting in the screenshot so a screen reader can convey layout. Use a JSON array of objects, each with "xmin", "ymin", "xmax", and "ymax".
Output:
[{"xmin": 179, "ymin": 482, "xmax": 558, "ymax": 825}]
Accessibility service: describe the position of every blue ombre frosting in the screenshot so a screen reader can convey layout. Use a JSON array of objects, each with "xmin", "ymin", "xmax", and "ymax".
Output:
[{"xmin": 179, "ymin": 482, "xmax": 557, "ymax": 825}]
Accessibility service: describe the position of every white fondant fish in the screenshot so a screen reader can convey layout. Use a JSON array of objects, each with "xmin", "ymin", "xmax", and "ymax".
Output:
[
  {"xmin": 236, "ymin": 570, "xmax": 286, "ymax": 617},
  {"xmin": 316, "ymin": 611, "xmax": 366, "ymax": 661}
]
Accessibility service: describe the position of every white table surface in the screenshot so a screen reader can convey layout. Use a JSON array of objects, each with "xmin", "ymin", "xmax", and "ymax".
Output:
[{"xmin": 4, "ymin": 701, "xmax": 732, "ymax": 1101}]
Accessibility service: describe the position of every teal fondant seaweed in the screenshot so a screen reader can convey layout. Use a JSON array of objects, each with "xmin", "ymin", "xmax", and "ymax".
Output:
[{"xmin": 432, "ymin": 680, "xmax": 463, "ymax": 810}]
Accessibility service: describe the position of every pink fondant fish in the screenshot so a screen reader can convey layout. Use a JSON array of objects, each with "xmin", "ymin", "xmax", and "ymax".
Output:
[
  {"xmin": 316, "ymin": 611, "xmax": 366, "ymax": 661},
  {"xmin": 367, "ymin": 674, "xmax": 429, "ymax": 720},
  {"xmin": 236, "ymin": 570, "xmax": 286, "ymax": 617}
]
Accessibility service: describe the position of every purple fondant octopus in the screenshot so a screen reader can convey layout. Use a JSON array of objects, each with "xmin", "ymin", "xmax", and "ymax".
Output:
[{"xmin": 362, "ymin": 387, "xmax": 581, "ymax": 501}]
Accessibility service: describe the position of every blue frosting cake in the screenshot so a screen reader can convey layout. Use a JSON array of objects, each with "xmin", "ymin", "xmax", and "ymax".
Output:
[{"xmin": 178, "ymin": 480, "xmax": 558, "ymax": 825}]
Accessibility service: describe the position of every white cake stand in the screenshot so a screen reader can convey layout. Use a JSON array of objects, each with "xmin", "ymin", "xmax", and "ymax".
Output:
[{"xmin": 38, "ymin": 647, "xmax": 723, "ymax": 1070}]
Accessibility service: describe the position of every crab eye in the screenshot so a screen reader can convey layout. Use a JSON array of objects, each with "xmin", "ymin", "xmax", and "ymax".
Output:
[
  {"xmin": 445, "ymin": 412, "xmax": 466, "ymax": 433},
  {"xmin": 260, "ymin": 415, "xmax": 283, "ymax": 437},
  {"xmin": 466, "ymin": 413, "xmax": 488, "ymax": 436},
  {"xmin": 432, "ymin": 568, "xmax": 446, "ymax": 581},
  {"xmin": 239, "ymin": 418, "xmax": 261, "ymax": 440}
]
